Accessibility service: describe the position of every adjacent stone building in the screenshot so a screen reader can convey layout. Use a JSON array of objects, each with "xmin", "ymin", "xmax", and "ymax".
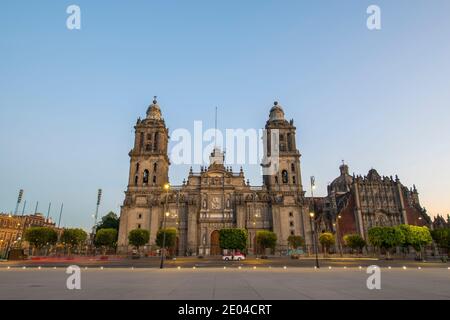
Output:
[
  {"xmin": 318, "ymin": 163, "xmax": 431, "ymax": 240},
  {"xmin": 118, "ymin": 98, "xmax": 432, "ymax": 255}
]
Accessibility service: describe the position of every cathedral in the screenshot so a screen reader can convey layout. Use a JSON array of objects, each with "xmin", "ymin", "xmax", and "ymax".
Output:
[{"xmin": 117, "ymin": 98, "xmax": 430, "ymax": 255}]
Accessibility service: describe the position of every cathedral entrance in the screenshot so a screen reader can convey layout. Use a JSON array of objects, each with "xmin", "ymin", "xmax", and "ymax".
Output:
[{"xmin": 210, "ymin": 230, "xmax": 221, "ymax": 256}]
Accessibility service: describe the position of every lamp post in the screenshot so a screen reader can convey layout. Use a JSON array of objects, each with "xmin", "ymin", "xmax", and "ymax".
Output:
[
  {"xmin": 310, "ymin": 212, "xmax": 320, "ymax": 269},
  {"xmin": 160, "ymin": 183, "xmax": 170, "ymax": 269},
  {"xmin": 14, "ymin": 189, "xmax": 24, "ymax": 216},
  {"xmin": 310, "ymin": 176, "xmax": 319, "ymax": 269},
  {"xmin": 90, "ymin": 189, "xmax": 102, "ymax": 255},
  {"xmin": 4, "ymin": 239, "xmax": 12, "ymax": 260},
  {"xmin": 335, "ymin": 215, "xmax": 343, "ymax": 257}
]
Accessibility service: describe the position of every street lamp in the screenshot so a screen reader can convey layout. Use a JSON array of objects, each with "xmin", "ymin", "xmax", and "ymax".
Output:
[
  {"xmin": 335, "ymin": 215, "xmax": 343, "ymax": 257},
  {"xmin": 309, "ymin": 212, "xmax": 320, "ymax": 269},
  {"xmin": 309, "ymin": 176, "xmax": 319, "ymax": 269},
  {"xmin": 160, "ymin": 183, "xmax": 170, "ymax": 269}
]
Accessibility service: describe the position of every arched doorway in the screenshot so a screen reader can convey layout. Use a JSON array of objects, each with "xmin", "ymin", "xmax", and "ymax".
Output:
[{"xmin": 210, "ymin": 230, "xmax": 221, "ymax": 256}]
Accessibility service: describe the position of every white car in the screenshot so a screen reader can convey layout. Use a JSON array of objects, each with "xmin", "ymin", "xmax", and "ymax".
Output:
[{"xmin": 222, "ymin": 253, "xmax": 246, "ymax": 261}]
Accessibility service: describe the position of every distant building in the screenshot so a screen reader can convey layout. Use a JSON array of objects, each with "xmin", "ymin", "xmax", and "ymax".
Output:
[
  {"xmin": 0, "ymin": 213, "xmax": 59, "ymax": 250},
  {"xmin": 432, "ymin": 214, "xmax": 450, "ymax": 230}
]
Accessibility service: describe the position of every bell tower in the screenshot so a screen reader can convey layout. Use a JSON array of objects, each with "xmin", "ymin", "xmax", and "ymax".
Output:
[
  {"xmin": 262, "ymin": 101, "xmax": 303, "ymax": 192},
  {"xmin": 128, "ymin": 97, "xmax": 170, "ymax": 189}
]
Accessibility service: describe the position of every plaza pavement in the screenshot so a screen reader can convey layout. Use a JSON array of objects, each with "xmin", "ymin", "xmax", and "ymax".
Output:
[{"xmin": 0, "ymin": 266, "xmax": 449, "ymax": 300}]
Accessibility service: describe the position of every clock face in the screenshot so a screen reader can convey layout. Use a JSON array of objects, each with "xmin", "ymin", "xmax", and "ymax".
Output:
[{"xmin": 210, "ymin": 196, "xmax": 222, "ymax": 210}]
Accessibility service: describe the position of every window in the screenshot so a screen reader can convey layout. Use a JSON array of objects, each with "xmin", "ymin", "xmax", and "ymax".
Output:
[
  {"xmin": 154, "ymin": 132, "xmax": 159, "ymax": 151},
  {"xmin": 290, "ymin": 230, "xmax": 295, "ymax": 236},
  {"xmin": 143, "ymin": 170, "xmax": 149, "ymax": 184},
  {"xmin": 136, "ymin": 162, "xmax": 140, "ymax": 172},
  {"xmin": 287, "ymin": 133, "xmax": 292, "ymax": 151},
  {"xmin": 293, "ymin": 176, "xmax": 296, "ymax": 184},
  {"xmin": 138, "ymin": 213, "xmax": 142, "ymax": 219},
  {"xmin": 140, "ymin": 132, "xmax": 144, "ymax": 149},
  {"xmin": 289, "ymin": 221, "xmax": 294, "ymax": 227},
  {"xmin": 137, "ymin": 224, "xmax": 141, "ymax": 229},
  {"xmin": 153, "ymin": 176, "xmax": 157, "ymax": 184},
  {"xmin": 134, "ymin": 175, "xmax": 138, "ymax": 186},
  {"xmin": 291, "ymin": 163, "xmax": 295, "ymax": 172},
  {"xmin": 279, "ymin": 134, "xmax": 286, "ymax": 152},
  {"xmin": 153, "ymin": 163, "xmax": 157, "ymax": 172},
  {"xmin": 282, "ymin": 170, "xmax": 288, "ymax": 184},
  {"xmin": 289, "ymin": 212, "xmax": 293, "ymax": 217}
]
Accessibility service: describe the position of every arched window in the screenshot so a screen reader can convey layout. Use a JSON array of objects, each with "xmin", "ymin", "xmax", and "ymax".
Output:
[
  {"xmin": 143, "ymin": 170, "xmax": 149, "ymax": 184},
  {"xmin": 154, "ymin": 132, "xmax": 159, "ymax": 151},
  {"xmin": 293, "ymin": 176, "xmax": 296, "ymax": 184},
  {"xmin": 153, "ymin": 163, "xmax": 157, "ymax": 172},
  {"xmin": 134, "ymin": 175, "xmax": 138, "ymax": 186},
  {"xmin": 139, "ymin": 132, "xmax": 144, "ymax": 150},
  {"xmin": 282, "ymin": 170, "xmax": 288, "ymax": 184},
  {"xmin": 287, "ymin": 133, "xmax": 292, "ymax": 151},
  {"xmin": 291, "ymin": 163, "xmax": 295, "ymax": 172},
  {"xmin": 136, "ymin": 162, "xmax": 140, "ymax": 173}
]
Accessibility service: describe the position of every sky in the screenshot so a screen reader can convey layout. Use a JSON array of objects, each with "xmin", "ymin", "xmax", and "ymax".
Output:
[{"xmin": 1, "ymin": 0, "xmax": 450, "ymax": 231}]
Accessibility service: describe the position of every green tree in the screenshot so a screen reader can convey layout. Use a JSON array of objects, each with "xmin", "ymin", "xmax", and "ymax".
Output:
[
  {"xmin": 368, "ymin": 226, "xmax": 405, "ymax": 259},
  {"xmin": 343, "ymin": 234, "xmax": 366, "ymax": 254},
  {"xmin": 398, "ymin": 224, "xmax": 413, "ymax": 254},
  {"xmin": 128, "ymin": 229, "xmax": 150, "ymax": 252},
  {"xmin": 60, "ymin": 228, "xmax": 87, "ymax": 255},
  {"xmin": 256, "ymin": 231, "xmax": 277, "ymax": 255},
  {"xmin": 219, "ymin": 229, "xmax": 248, "ymax": 253},
  {"xmin": 408, "ymin": 225, "xmax": 432, "ymax": 260},
  {"xmin": 156, "ymin": 228, "xmax": 177, "ymax": 256},
  {"xmin": 95, "ymin": 228, "xmax": 118, "ymax": 254},
  {"xmin": 24, "ymin": 227, "xmax": 58, "ymax": 255},
  {"xmin": 319, "ymin": 232, "xmax": 335, "ymax": 255},
  {"xmin": 431, "ymin": 228, "xmax": 450, "ymax": 257},
  {"xmin": 96, "ymin": 212, "xmax": 120, "ymax": 232},
  {"xmin": 287, "ymin": 235, "xmax": 305, "ymax": 250}
]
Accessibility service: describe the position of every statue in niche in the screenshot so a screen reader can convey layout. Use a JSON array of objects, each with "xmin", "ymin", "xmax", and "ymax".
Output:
[{"xmin": 211, "ymin": 197, "xmax": 221, "ymax": 210}]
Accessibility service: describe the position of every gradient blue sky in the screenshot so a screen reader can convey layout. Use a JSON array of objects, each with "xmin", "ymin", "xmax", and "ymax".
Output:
[{"xmin": 1, "ymin": 0, "xmax": 450, "ymax": 231}]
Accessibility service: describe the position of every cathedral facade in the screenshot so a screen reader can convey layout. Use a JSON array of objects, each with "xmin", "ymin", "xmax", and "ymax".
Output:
[
  {"xmin": 118, "ymin": 99, "xmax": 311, "ymax": 255},
  {"xmin": 117, "ymin": 98, "xmax": 430, "ymax": 255}
]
